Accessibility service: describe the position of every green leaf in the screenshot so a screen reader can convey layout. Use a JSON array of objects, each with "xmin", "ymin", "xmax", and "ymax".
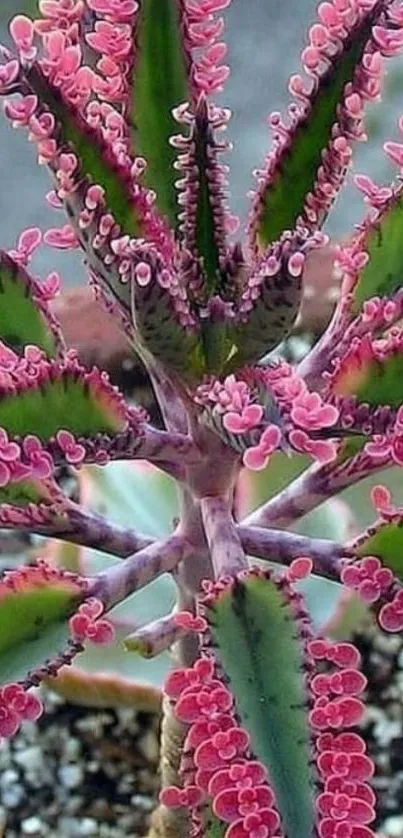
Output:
[
  {"xmin": 0, "ymin": 477, "xmax": 53, "ymax": 508},
  {"xmin": 131, "ymin": 266, "xmax": 202, "ymax": 379},
  {"xmin": 132, "ymin": 0, "xmax": 189, "ymax": 227},
  {"xmin": 333, "ymin": 343, "xmax": 403, "ymax": 407},
  {"xmin": 352, "ymin": 192, "xmax": 403, "ymax": 313},
  {"xmin": 207, "ymin": 574, "xmax": 314, "ymax": 838},
  {"xmin": 0, "ymin": 573, "xmax": 82, "ymax": 686},
  {"xmin": 354, "ymin": 519, "xmax": 403, "ymax": 580},
  {"xmin": 254, "ymin": 13, "xmax": 375, "ymax": 249},
  {"xmin": 25, "ymin": 65, "xmax": 139, "ymax": 236},
  {"xmin": 0, "ymin": 368, "xmax": 125, "ymax": 440},
  {"xmin": 0, "ymin": 252, "xmax": 57, "ymax": 356},
  {"xmin": 192, "ymin": 98, "xmax": 222, "ymax": 292},
  {"xmin": 205, "ymin": 809, "xmax": 227, "ymax": 838}
]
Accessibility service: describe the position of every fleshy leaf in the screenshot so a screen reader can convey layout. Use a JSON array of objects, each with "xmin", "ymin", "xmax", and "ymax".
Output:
[
  {"xmin": 0, "ymin": 350, "xmax": 128, "ymax": 441},
  {"xmin": 174, "ymin": 98, "xmax": 231, "ymax": 296},
  {"xmin": 9, "ymin": 65, "xmax": 169, "ymax": 321},
  {"xmin": 353, "ymin": 519, "xmax": 403, "ymax": 581},
  {"xmin": 206, "ymin": 573, "xmax": 313, "ymax": 838},
  {"xmin": 350, "ymin": 185, "xmax": 403, "ymax": 313},
  {"xmin": 330, "ymin": 333, "xmax": 403, "ymax": 407},
  {"xmin": 24, "ymin": 64, "xmax": 139, "ymax": 237},
  {"xmin": 130, "ymin": 243, "xmax": 202, "ymax": 377},
  {"xmin": 205, "ymin": 809, "xmax": 227, "ymax": 838},
  {"xmin": 0, "ymin": 251, "xmax": 60, "ymax": 356},
  {"xmin": 45, "ymin": 666, "xmax": 161, "ymax": 712},
  {"xmin": 233, "ymin": 230, "xmax": 315, "ymax": 366},
  {"xmin": 0, "ymin": 564, "xmax": 85, "ymax": 686},
  {"xmin": 132, "ymin": 0, "xmax": 189, "ymax": 226},
  {"xmin": 0, "ymin": 476, "xmax": 70, "ymax": 534},
  {"xmin": 249, "ymin": 0, "xmax": 395, "ymax": 250}
]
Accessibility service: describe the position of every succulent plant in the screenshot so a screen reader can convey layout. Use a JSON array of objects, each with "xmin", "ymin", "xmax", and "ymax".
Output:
[{"xmin": 1, "ymin": 0, "xmax": 403, "ymax": 836}]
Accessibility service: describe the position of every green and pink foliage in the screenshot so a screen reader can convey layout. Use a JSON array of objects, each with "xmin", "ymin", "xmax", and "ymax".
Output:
[{"xmin": 0, "ymin": 0, "xmax": 403, "ymax": 836}]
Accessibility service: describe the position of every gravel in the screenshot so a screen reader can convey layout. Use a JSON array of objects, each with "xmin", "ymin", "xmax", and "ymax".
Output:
[
  {"xmin": 354, "ymin": 625, "xmax": 403, "ymax": 837},
  {"xmin": 0, "ymin": 692, "xmax": 160, "ymax": 838}
]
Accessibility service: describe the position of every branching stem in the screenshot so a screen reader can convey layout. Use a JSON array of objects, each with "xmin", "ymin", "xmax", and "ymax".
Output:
[
  {"xmin": 237, "ymin": 525, "xmax": 348, "ymax": 581},
  {"xmin": 88, "ymin": 533, "xmax": 192, "ymax": 609}
]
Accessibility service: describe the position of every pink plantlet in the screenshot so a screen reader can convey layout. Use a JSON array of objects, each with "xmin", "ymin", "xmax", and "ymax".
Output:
[
  {"xmin": 56, "ymin": 430, "xmax": 86, "ymax": 466},
  {"xmin": 69, "ymin": 597, "xmax": 115, "ymax": 645},
  {"xmin": 286, "ymin": 557, "xmax": 313, "ymax": 582},
  {"xmin": 172, "ymin": 611, "xmax": 208, "ymax": 633}
]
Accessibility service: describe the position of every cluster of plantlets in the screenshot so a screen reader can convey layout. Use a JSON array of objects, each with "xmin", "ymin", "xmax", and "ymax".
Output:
[{"xmin": 0, "ymin": 0, "xmax": 403, "ymax": 836}]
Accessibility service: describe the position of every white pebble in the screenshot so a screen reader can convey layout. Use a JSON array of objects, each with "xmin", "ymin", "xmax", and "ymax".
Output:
[
  {"xmin": 77, "ymin": 818, "xmax": 98, "ymax": 836},
  {"xmin": 58, "ymin": 764, "xmax": 84, "ymax": 789},
  {"xmin": 384, "ymin": 815, "xmax": 403, "ymax": 838},
  {"xmin": 21, "ymin": 815, "xmax": 43, "ymax": 835},
  {"xmin": 14, "ymin": 746, "xmax": 43, "ymax": 772}
]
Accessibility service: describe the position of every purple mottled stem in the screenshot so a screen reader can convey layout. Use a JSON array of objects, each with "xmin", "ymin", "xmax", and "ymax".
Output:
[
  {"xmin": 64, "ymin": 506, "xmax": 154, "ymax": 555},
  {"xmin": 237, "ymin": 525, "xmax": 348, "ymax": 582},
  {"xmin": 46, "ymin": 427, "xmax": 201, "ymax": 472},
  {"xmin": 201, "ymin": 496, "xmax": 247, "ymax": 577},
  {"xmin": 0, "ymin": 506, "xmax": 154, "ymax": 556},
  {"xmin": 243, "ymin": 456, "xmax": 389, "ymax": 529},
  {"xmin": 89, "ymin": 534, "xmax": 192, "ymax": 610},
  {"xmin": 124, "ymin": 613, "xmax": 187, "ymax": 659},
  {"xmin": 116, "ymin": 426, "xmax": 201, "ymax": 466}
]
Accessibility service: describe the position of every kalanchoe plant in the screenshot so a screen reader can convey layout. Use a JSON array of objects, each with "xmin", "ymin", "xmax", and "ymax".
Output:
[{"xmin": 1, "ymin": 0, "xmax": 403, "ymax": 836}]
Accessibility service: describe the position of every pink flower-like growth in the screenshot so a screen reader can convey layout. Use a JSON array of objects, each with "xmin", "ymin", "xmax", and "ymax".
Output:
[
  {"xmin": 23, "ymin": 435, "xmax": 53, "ymax": 480},
  {"xmin": 0, "ymin": 429, "xmax": 21, "ymax": 487},
  {"xmin": 291, "ymin": 390, "xmax": 339, "ymax": 431},
  {"xmin": 56, "ymin": 430, "xmax": 86, "ymax": 466},
  {"xmin": 69, "ymin": 597, "xmax": 115, "ymax": 645},
  {"xmin": 243, "ymin": 425, "xmax": 282, "ymax": 471},
  {"xmin": 341, "ymin": 557, "xmax": 394, "ymax": 604},
  {"xmin": 172, "ymin": 611, "xmax": 208, "ymax": 633},
  {"xmin": 288, "ymin": 429, "xmax": 338, "ymax": 465},
  {"xmin": 8, "ymin": 227, "xmax": 42, "ymax": 266},
  {"xmin": 286, "ymin": 557, "xmax": 314, "ymax": 582},
  {"xmin": 305, "ymin": 631, "xmax": 377, "ymax": 838},
  {"xmin": 9, "ymin": 15, "xmax": 37, "ymax": 62},
  {"xmin": 44, "ymin": 224, "xmax": 79, "ymax": 250},
  {"xmin": 379, "ymin": 589, "xmax": 403, "ymax": 633},
  {"xmin": 0, "ymin": 683, "xmax": 42, "ymax": 739},
  {"xmin": 370, "ymin": 484, "xmax": 402, "ymax": 518}
]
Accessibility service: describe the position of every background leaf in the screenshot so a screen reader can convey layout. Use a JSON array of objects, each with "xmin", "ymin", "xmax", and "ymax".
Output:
[
  {"xmin": 0, "ymin": 251, "xmax": 57, "ymax": 356},
  {"xmin": 352, "ymin": 192, "xmax": 403, "ymax": 313}
]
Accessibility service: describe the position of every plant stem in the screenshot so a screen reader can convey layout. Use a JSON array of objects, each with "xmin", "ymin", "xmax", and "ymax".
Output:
[
  {"xmin": 237, "ymin": 525, "xmax": 348, "ymax": 581},
  {"xmin": 201, "ymin": 495, "xmax": 247, "ymax": 577},
  {"xmin": 124, "ymin": 613, "xmax": 187, "ymax": 659},
  {"xmin": 0, "ymin": 505, "xmax": 154, "ymax": 557},
  {"xmin": 89, "ymin": 533, "xmax": 192, "ymax": 609},
  {"xmin": 243, "ymin": 456, "xmax": 390, "ymax": 529}
]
